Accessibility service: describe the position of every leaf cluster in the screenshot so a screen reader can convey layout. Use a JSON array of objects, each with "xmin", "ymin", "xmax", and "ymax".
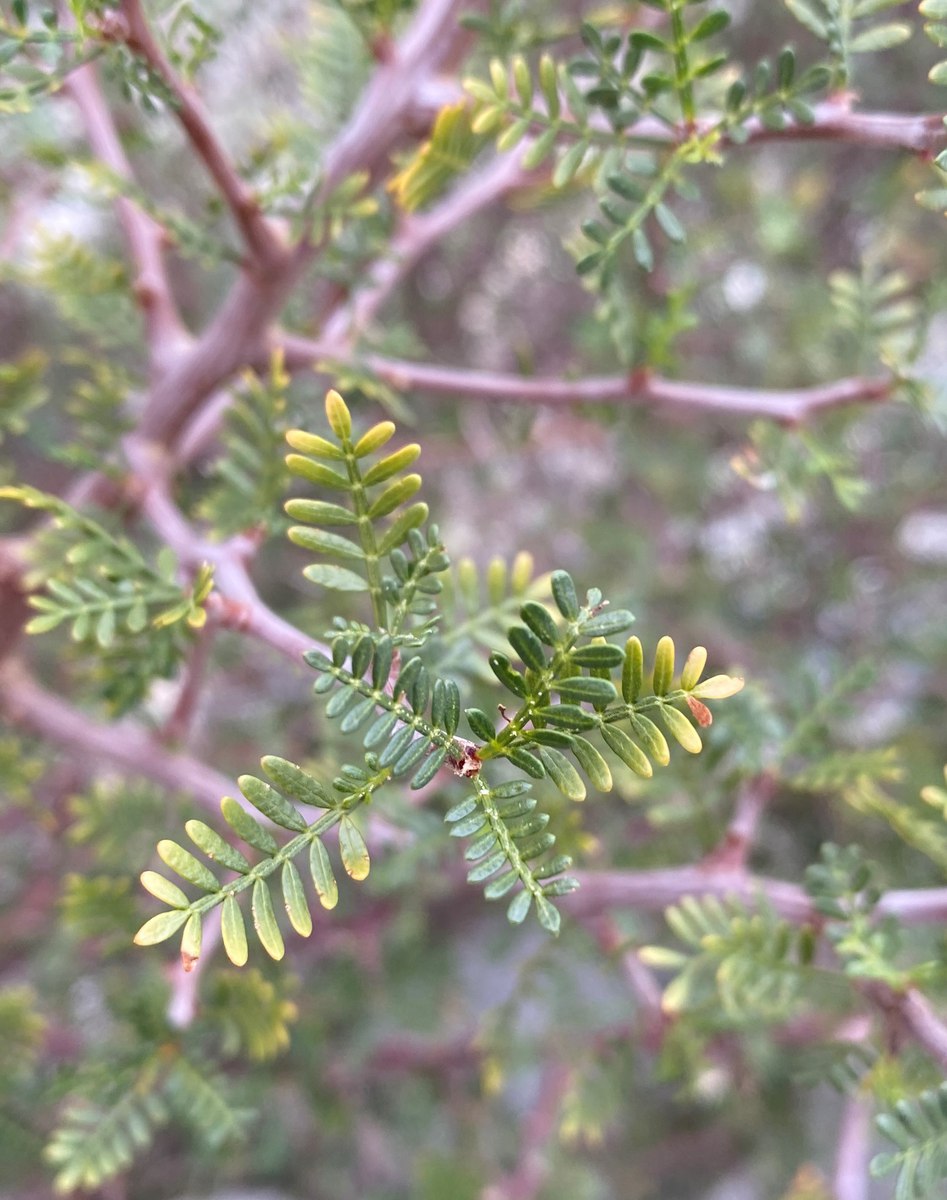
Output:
[
  {"xmin": 0, "ymin": 485, "xmax": 213, "ymax": 712},
  {"xmin": 642, "ymin": 895, "xmax": 818, "ymax": 1023},
  {"xmin": 785, "ymin": 0, "xmax": 912, "ymax": 81}
]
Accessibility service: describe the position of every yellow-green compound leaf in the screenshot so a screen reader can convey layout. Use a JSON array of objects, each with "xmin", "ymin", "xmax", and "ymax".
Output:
[
  {"xmin": 692, "ymin": 674, "xmax": 744, "ymax": 699},
  {"xmin": 134, "ymin": 909, "xmax": 189, "ymax": 946},
  {"xmin": 185, "ymin": 820, "xmax": 251, "ymax": 873},
  {"xmin": 287, "ymin": 527, "xmax": 365, "ymax": 561},
  {"xmin": 653, "ymin": 635, "xmax": 675, "ymax": 696},
  {"xmin": 281, "ymin": 861, "xmax": 313, "ymax": 937},
  {"xmin": 660, "ymin": 705, "xmax": 702, "ymax": 754},
  {"xmin": 325, "ymin": 388, "xmax": 351, "ymax": 440},
  {"xmin": 221, "ymin": 895, "xmax": 249, "ymax": 966},
  {"xmin": 181, "ymin": 912, "xmax": 202, "ymax": 969},
  {"xmin": 303, "ymin": 563, "xmax": 370, "ymax": 591},
  {"xmin": 339, "ymin": 816, "xmax": 370, "ymax": 880},
  {"xmin": 284, "ymin": 455, "xmax": 350, "ymax": 489},
  {"xmin": 140, "ymin": 871, "xmax": 189, "ymax": 909},
  {"xmin": 630, "ymin": 713, "xmax": 670, "ymax": 766},
  {"xmin": 221, "ymin": 795, "xmax": 280, "ymax": 855},
  {"xmin": 537, "ymin": 746, "xmax": 587, "ymax": 801},
  {"xmin": 361, "ymin": 444, "xmax": 421, "ymax": 486},
  {"xmin": 601, "ymin": 724, "xmax": 653, "ymax": 778},
  {"xmin": 570, "ymin": 736, "xmax": 613, "ymax": 792},
  {"xmin": 310, "ymin": 837, "xmax": 339, "ymax": 909},
  {"xmin": 623, "ymin": 635, "xmax": 644, "ymax": 702},
  {"xmin": 377, "ymin": 502, "xmax": 428, "ymax": 554},
  {"xmin": 261, "ymin": 756, "xmax": 333, "ymax": 809},
  {"xmin": 157, "ymin": 840, "xmax": 220, "ymax": 892},
  {"xmin": 252, "ymin": 879, "xmax": 285, "ymax": 960},
  {"xmin": 238, "ymin": 776, "xmax": 307, "ymax": 832},
  {"xmin": 367, "ymin": 474, "xmax": 422, "ymax": 519},
  {"xmin": 680, "ymin": 645, "xmax": 708, "ymax": 691},
  {"xmin": 353, "ymin": 420, "xmax": 395, "ymax": 457},
  {"xmin": 284, "ymin": 498, "xmax": 357, "ymax": 526},
  {"xmin": 285, "ymin": 428, "xmax": 345, "ymax": 460}
]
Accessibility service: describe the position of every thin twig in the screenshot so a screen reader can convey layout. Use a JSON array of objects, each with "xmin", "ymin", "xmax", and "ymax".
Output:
[
  {"xmin": 133, "ymin": 0, "xmax": 467, "ymax": 448},
  {"xmin": 117, "ymin": 0, "xmax": 285, "ymax": 268},
  {"xmin": 273, "ymin": 349, "xmax": 896, "ymax": 424},
  {"xmin": 62, "ymin": 62, "xmax": 186, "ymax": 372}
]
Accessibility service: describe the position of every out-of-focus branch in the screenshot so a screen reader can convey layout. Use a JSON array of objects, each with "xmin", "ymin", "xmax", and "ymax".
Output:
[
  {"xmin": 726, "ymin": 101, "xmax": 947, "ymax": 156},
  {"xmin": 411, "ymin": 80, "xmax": 947, "ymax": 157},
  {"xmin": 833, "ymin": 1093, "xmax": 872, "ymax": 1200},
  {"xmin": 703, "ymin": 772, "xmax": 776, "ymax": 869},
  {"xmin": 62, "ymin": 62, "xmax": 186, "ymax": 372},
  {"xmin": 117, "ymin": 0, "xmax": 285, "ymax": 269},
  {"xmin": 135, "ymin": 0, "xmax": 466, "ymax": 449},
  {"xmin": 318, "ymin": 153, "xmax": 528, "ymax": 349},
  {"xmin": 177, "ymin": 152, "xmax": 529, "ymax": 463},
  {"xmin": 0, "ymin": 661, "xmax": 233, "ymax": 811},
  {"xmin": 569, "ymin": 867, "xmax": 947, "ymax": 930},
  {"xmin": 124, "ymin": 437, "xmax": 320, "ymax": 666},
  {"xmin": 273, "ymin": 344, "xmax": 896, "ymax": 424},
  {"xmin": 482, "ymin": 1061, "xmax": 572, "ymax": 1200},
  {"xmin": 568, "ymin": 865, "xmax": 819, "ymax": 923}
]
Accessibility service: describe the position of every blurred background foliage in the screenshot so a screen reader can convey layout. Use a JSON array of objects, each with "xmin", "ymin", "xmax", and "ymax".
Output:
[{"xmin": 1, "ymin": 0, "xmax": 947, "ymax": 1197}]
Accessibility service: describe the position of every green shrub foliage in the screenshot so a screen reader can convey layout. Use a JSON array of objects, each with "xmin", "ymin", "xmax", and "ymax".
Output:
[{"xmin": 2, "ymin": 1, "xmax": 947, "ymax": 1197}]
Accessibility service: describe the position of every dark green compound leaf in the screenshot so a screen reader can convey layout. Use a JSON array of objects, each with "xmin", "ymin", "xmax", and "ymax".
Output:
[
  {"xmin": 554, "ymin": 676, "xmax": 617, "ymax": 704},
  {"xmin": 551, "ymin": 570, "xmax": 579, "ymax": 619},
  {"xmin": 466, "ymin": 708, "xmax": 497, "ymax": 741},
  {"xmin": 520, "ymin": 600, "xmax": 561, "ymax": 645},
  {"xmin": 580, "ymin": 609, "xmax": 635, "ymax": 636},
  {"xmin": 569, "ymin": 643, "xmax": 625, "ymax": 668},
  {"xmin": 508, "ymin": 624, "xmax": 548, "ymax": 671},
  {"xmin": 489, "ymin": 652, "xmax": 528, "ymax": 697}
]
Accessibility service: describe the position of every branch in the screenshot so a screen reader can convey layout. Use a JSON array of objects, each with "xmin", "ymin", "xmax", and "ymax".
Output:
[
  {"xmin": 274, "ymin": 345, "xmax": 895, "ymax": 423},
  {"xmin": 116, "ymin": 0, "xmax": 285, "ymax": 268},
  {"xmin": 134, "ymin": 0, "xmax": 467, "ymax": 449},
  {"xmin": 123, "ymin": 437, "xmax": 321, "ymax": 666},
  {"xmin": 482, "ymin": 1061, "xmax": 572, "ymax": 1200},
  {"xmin": 317, "ymin": 153, "xmax": 529, "ymax": 349},
  {"xmin": 833, "ymin": 1093, "xmax": 871, "ymax": 1200},
  {"xmin": 62, "ymin": 62, "xmax": 186, "ymax": 372},
  {"xmin": 0, "ymin": 660, "xmax": 232, "ymax": 811},
  {"xmin": 727, "ymin": 101, "xmax": 947, "ymax": 157},
  {"xmin": 703, "ymin": 772, "xmax": 776, "ymax": 869}
]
